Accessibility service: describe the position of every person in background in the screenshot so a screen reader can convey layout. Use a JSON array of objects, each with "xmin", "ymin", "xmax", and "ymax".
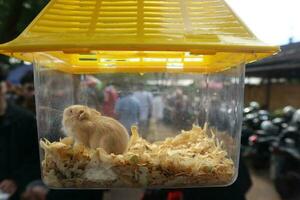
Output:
[
  {"xmin": 142, "ymin": 156, "xmax": 252, "ymax": 200},
  {"xmin": 115, "ymin": 90, "xmax": 141, "ymax": 134},
  {"xmin": 77, "ymin": 75, "xmax": 104, "ymax": 111},
  {"xmin": 170, "ymin": 88, "xmax": 188, "ymax": 130},
  {"xmin": 21, "ymin": 180, "xmax": 104, "ymax": 200},
  {"xmin": 133, "ymin": 84, "xmax": 153, "ymax": 135},
  {"xmin": 0, "ymin": 66, "xmax": 40, "ymax": 200},
  {"xmin": 17, "ymin": 73, "xmax": 104, "ymax": 200},
  {"xmin": 152, "ymin": 91, "xmax": 164, "ymax": 123},
  {"xmin": 151, "ymin": 91, "xmax": 164, "ymax": 132},
  {"xmin": 182, "ymin": 156, "xmax": 252, "ymax": 200},
  {"xmin": 19, "ymin": 71, "xmax": 35, "ymax": 114},
  {"xmin": 102, "ymin": 84, "xmax": 119, "ymax": 118}
]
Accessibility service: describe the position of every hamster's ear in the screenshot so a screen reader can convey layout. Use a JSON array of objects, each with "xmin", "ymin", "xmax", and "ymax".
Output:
[{"xmin": 79, "ymin": 110, "xmax": 89, "ymax": 120}]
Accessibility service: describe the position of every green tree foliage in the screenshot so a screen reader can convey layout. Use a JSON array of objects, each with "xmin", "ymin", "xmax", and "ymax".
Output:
[
  {"xmin": 0, "ymin": 0, "xmax": 48, "ymax": 64},
  {"xmin": 0, "ymin": 0, "xmax": 48, "ymax": 42}
]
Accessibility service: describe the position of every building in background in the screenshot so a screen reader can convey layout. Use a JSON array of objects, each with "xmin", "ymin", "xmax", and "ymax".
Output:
[{"xmin": 245, "ymin": 42, "xmax": 300, "ymax": 110}]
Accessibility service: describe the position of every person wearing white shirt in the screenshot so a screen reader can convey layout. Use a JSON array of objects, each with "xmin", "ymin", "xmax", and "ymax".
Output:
[{"xmin": 133, "ymin": 85, "xmax": 153, "ymax": 136}]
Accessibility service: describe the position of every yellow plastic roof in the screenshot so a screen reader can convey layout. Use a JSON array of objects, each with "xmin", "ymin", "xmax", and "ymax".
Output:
[{"xmin": 0, "ymin": 0, "xmax": 279, "ymax": 74}]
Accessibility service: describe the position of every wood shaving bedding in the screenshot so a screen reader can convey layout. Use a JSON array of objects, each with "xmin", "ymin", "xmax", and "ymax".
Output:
[{"xmin": 40, "ymin": 125, "xmax": 235, "ymax": 188}]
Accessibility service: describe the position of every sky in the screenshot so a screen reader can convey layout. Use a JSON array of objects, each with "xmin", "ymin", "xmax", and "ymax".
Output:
[{"xmin": 226, "ymin": 0, "xmax": 300, "ymax": 45}]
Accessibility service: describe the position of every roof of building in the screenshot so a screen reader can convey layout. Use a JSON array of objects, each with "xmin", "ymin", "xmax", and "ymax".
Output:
[{"xmin": 247, "ymin": 42, "xmax": 300, "ymax": 78}]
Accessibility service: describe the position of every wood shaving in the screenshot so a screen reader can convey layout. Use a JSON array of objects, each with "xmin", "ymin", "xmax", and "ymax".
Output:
[{"xmin": 40, "ymin": 125, "xmax": 234, "ymax": 188}]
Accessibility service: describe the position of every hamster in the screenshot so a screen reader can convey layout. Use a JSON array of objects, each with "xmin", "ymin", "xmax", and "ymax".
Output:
[{"xmin": 62, "ymin": 105, "xmax": 129, "ymax": 154}]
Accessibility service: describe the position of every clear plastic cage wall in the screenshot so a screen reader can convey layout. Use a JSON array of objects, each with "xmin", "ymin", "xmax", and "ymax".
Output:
[
  {"xmin": 0, "ymin": 0, "xmax": 278, "ymax": 189},
  {"xmin": 34, "ymin": 61, "xmax": 244, "ymax": 188}
]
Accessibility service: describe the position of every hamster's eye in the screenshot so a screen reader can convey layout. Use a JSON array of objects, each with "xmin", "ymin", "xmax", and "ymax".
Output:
[
  {"xmin": 79, "ymin": 110, "xmax": 84, "ymax": 115},
  {"xmin": 69, "ymin": 109, "xmax": 73, "ymax": 114}
]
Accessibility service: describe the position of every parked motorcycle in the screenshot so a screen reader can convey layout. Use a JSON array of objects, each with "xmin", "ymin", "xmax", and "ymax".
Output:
[
  {"xmin": 270, "ymin": 126, "xmax": 300, "ymax": 200},
  {"xmin": 241, "ymin": 104, "xmax": 269, "ymax": 157},
  {"xmin": 282, "ymin": 106, "xmax": 296, "ymax": 123},
  {"xmin": 272, "ymin": 117, "xmax": 288, "ymax": 133},
  {"xmin": 247, "ymin": 121, "xmax": 279, "ymax": 169}
]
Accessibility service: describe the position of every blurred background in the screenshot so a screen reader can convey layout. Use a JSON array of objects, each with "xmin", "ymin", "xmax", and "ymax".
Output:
[{"xmin": 0, "ymin": 0, "xmax": 300, "ymax": 200}]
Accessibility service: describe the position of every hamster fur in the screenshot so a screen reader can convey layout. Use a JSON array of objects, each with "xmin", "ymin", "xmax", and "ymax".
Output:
[{"xmin": 62, "ymin": 105, "xmax": 129, "ymax": 154}]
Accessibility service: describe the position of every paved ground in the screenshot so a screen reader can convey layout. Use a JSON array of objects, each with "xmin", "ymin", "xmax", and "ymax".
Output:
[{"xmin": 247, "ymin": 170, "xmax": 281, "ymax": 200}]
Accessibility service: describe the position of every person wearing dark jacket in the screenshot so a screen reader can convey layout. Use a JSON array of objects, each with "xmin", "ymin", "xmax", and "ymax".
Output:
[
  {"xmin": 142, "ymin": 156, "xmax": 252, "ymax": 200},
  {"xmin": 182, "ymin": 157, "xmax": 252, "ymax": 200},
  {"xmin": 22, "ymin": 179, "xmax": 104, "ymax": 200},
  {"xmin": 0, "ymin": 67, "xmax": 40, "ymax": 200}
]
